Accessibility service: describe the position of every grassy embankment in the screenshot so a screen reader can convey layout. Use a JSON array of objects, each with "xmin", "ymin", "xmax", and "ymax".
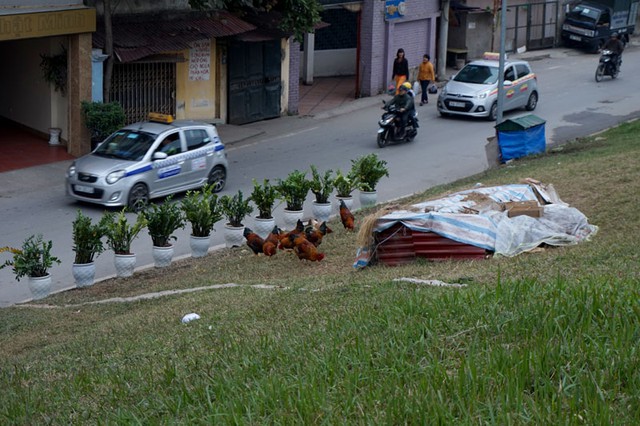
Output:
[{"xmin": 1, "ymin": 120, "xmax": 639, "ymax": 424}]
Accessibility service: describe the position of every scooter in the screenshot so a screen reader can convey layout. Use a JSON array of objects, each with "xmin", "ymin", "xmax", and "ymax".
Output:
[
  {"xmin": 377, "ymin": 101, "xmax": 418, "ymax": 148},
  {"xmin": 595, "ymin": 49, "xmax": 620, "ymax": 82}
]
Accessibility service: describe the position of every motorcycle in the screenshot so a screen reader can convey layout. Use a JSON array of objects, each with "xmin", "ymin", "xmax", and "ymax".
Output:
[
  {"xmin": 377, "ymin": 101, "xmax": 418, "ymax": 148},
  {"xmin": 595, "ymin": 49, "xmax": 621, "ymax": 82}
]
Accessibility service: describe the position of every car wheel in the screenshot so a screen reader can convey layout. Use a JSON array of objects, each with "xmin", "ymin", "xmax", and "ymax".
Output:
[
  {"xmin": 488, "ymin": 102, "xmax": 498, "ymax": 121},
  {"xmin": 377, "ymin": 130, "xmax": 390, "ymax": 148},
  {"xmin": 595, "ymin": 64, "xmax": 604, "ymax": 82},
  {"xmin": 207, "ymin": 165, "xmax": 226, "ymax": 193},
  {"xmin": 525, "ymin": 92, "xmax": 538, "ymax": 111},
  {"xmin": 128, "ymin": 183, "xmax": 149, "ymax": 212}
]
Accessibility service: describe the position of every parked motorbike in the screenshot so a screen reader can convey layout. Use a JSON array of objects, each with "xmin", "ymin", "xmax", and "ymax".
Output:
[
  {"xmin": 377, "ymin": 101, "xmax": 418, "ymax": 148},
  {"xmin": 595, "ymin": 49, "xmax": 620, "ymax": 82}
]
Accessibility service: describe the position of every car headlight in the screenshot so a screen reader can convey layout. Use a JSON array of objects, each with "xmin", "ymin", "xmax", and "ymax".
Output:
[
  {"xmin": 440, "ymin": 86, "xmax": 448, "ymax": 96},
  {"xmin": 106, "ymin": 170, "xmax": 126, "ymax": 184},
  {"xmin": 476, "ymin": 91, "xmax": 490, "ymax": 99},
  {"xmin": 67, "ymin": 164, "xmax": 76, "ymax": 177}
]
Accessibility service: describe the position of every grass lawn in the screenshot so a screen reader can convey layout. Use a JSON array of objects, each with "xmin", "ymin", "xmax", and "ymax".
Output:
[{"xmin": 1, "ymin": 120, "xmax": 639, "ymax": 424}]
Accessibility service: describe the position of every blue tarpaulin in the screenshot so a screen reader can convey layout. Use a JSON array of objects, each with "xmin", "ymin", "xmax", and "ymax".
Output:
[{"xmin": 495, "ymin": 115, "xmax": 546, "ymax": 162}]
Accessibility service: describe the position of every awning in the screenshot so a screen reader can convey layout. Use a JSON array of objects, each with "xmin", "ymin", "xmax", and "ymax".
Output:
[{"xmin": 93, "ymin": 11, "xmax": 256, "ymax": 63}]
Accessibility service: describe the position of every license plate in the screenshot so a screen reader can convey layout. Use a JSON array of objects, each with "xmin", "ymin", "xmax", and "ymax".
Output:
[
  {"xmin": 75, "ymin": 185, "xmax": 94, "ymax": 194},
  {"xmin": 449, "ymin": 101, "xmax": 465, "ymax": 108},
  {"xmin": 569, "ymin": 35, "xmax": 581, "ymax": 41}
]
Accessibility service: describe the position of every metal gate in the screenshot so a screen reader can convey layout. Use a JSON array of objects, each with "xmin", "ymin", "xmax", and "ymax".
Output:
[
  {"xmin": 228, "ymin": 40, "xmax": 281, "ymax": 125},
  {"xmin": 506, "ymin": 1, "xmax": 558, "ymax": 52},
  {"xmin": 110, "ymin": 62, "xmax": 176, "ymax": 124}
]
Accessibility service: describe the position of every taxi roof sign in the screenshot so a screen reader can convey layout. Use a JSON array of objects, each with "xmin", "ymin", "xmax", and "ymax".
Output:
[
  {"xmin": 148, "ymin": 112, "xmax": 174, "ymax": 123},
  {"xmin": 482, "ymin": 52, "xmax": 507, "ymax": 61}
]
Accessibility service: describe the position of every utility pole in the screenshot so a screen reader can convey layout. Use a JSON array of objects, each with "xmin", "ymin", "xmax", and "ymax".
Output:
[
  {"xmin": 496, "ymin": 0, "xmax": 507, "ymax": 123},
  {"xmin": 437, "ymin": 0, "xmax": 450, "ymax": 81}
]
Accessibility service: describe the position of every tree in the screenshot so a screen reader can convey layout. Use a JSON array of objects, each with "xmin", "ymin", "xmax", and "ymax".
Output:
[{"xmin": 188, "ymin": 0, "xmax": 322, "ymax": 42}]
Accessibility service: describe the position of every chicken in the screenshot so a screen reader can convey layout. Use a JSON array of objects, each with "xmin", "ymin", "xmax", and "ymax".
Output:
[
  {"xmin": 278, "ymin": 219, "xmax": 305, "ymax": 250},
  {"xmin": 293, "ymin": 234, "xmax": 325, "ymax": 261},
  {"xmin": 262, "ymin": 226, "xmax": 281, "ymax": 256},
  {"xmin": 305, "ymin": 221, "xmax": 333, "ymax": 247},
  {"xmin": 243, "ymin": 227, "xmax": 265, "ymax": 255},
  {"xmin": 339, "ymin": 199, "xmax": 355, "ymax": 230}
]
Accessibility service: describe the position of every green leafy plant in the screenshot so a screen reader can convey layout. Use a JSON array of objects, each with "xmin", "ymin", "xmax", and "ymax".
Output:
[
  {"xmin": 142, "ymin": 196, "xmax": 185, "ymax": 247},
  {"xmin": 276, "ymin": 169, "xmax": 312, "ymax": 211},
  {"xmin": 220, "ymin": 190, "xmax": 254, "ymax": 227},
  {"xmin": 351, "ymin": 153, "xmax": 390, "ymax": 192},
  {"xmin": 250, "ymin": 178, "xmax": 280, "ymax": 219},
  {"xmin": 40, "ymin": 46, "xmax": 67, "ymax": 95},
  {"xmin": 333, "ymin": 169, "xmax": 358, "ymax": 198},
  {"xmin": 72, "ymin": 210, "xmax": 107, "ymax": 264},
  {"xmin": 1, "ymin": 235, "xmax": 61, "ymax": 281},
  {"xmin": 102, "ymin": 209, "xmax": 147, "ymax": 255},
  {"xmin": 81, "ymin": 101, "xmax": 126, "ymax": 143},
  {"xmin": 181, "ymin": 185, "xmax": 223, "ymax": 237},
  {"xmin": 309, "ymin": 165, "xmax": 335, "ymax": 204}
]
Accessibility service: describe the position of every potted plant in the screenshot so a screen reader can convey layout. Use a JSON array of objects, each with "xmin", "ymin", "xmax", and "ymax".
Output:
[
  {"xmin": 220, "ymin": 190, "xmax": 254, "ymax": 248},
  {"xmin": 333, "ymin": 168, "xmax": 358, "ymax": 210},
  {"xmin": 81, "ymin": 101, "xmax": 126, "ymax": 150},
  {"xmin": 102, "ymin": 208, "xmax": 147, "ymax": 277},
  {"xmin": 276, "ymin": 169, "xmax": 311, "ymax": 230},
  {"xmin": 350, "ymin": 153, "xmax": 389, "ymax": 207},
  {"xmin": 250, "ymin": 178, "xmax": 280, "ymax": 239},
  {"xmin": 71, "ymin": 210, "xmax": 107, "ymax": 287},
  {"xmin": 309, "ymin": 165, "xmax": 335, "ymax": 224},
  {"xmin": 1, "ymin": 234, "xmax": 61, "ymax": 300},
  {"xmin": 141, "ymin": 196, "xmax": 185, "ymax": 268},
  {"xmin": 181, "ymin": 185, "xmax": 223, "ymax": 258}
]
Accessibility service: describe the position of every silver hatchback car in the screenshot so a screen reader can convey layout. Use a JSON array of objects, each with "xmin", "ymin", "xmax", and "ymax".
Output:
[
  {"xmin": 437, "ymin": 56, "xmax": 539, "ymax": 120},
  {"xmin": 66, "ymin": 114, "xmax": 228, "ymax": 210}
]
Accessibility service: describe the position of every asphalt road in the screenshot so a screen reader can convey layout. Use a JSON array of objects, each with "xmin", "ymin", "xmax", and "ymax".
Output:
[{"xmin": 2, "ymin": 44, "xmax": 639, "ymax": 307}]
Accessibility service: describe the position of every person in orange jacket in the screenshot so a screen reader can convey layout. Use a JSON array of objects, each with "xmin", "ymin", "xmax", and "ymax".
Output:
[{"xmin": 417, "ymin": 54, "xmax": 436, "ymax": 105}]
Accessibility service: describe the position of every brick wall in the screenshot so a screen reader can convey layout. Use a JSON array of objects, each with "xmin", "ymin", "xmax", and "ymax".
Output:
[{"xmin": 360, "ymin": 0, "xmax": 440, "ymax": 97}]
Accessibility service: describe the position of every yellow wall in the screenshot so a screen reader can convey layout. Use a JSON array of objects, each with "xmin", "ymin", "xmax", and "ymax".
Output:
[
  {"xmin": 175, "ymin": 39, "xmax": 220, "ymax": 122},
  {"xmin": 280, "ymin": 38, "xmax": 289, "ymax": 114}
]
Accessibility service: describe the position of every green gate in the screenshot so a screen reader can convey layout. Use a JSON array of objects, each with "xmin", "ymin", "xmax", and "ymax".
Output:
[{"xmin": 228, "ymin": 40, "xmax": 282, "ymax": 125}]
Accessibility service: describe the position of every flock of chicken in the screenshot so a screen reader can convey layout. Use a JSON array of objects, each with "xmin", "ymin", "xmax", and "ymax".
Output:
[{"xmin": 242, "ymin": 199, "xmax": 356, "ymax": 262}]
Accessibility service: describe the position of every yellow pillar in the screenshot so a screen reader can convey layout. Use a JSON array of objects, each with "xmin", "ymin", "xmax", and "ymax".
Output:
[{"xmin": 67, "ymin": 33, "xmax": 93, "ymax": 157}]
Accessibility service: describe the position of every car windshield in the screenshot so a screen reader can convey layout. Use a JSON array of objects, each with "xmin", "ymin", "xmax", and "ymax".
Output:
[
  {"xmin": 567, "ymin": 5, "xmax": 599, "ymax": 22},
  {"xmin": 94, "ymin": 130, "xmax": 156, "ymax": 161},
  {"xmin": 453, "ymin": 64, "xmax": 498, "ymax": 84}
]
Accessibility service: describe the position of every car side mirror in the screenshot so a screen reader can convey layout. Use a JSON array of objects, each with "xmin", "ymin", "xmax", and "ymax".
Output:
[
  {"xmin": 503, "ymin": 80, "xmax": 513, "ymax": 86},
  {"xmin": 153, "ymin": 151, "xmax": 168, "ymax": 161}
]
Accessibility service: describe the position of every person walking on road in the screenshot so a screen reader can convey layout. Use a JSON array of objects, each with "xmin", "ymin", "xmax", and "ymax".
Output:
[
  {"xmin": 417, "ymin": 54, "xmax": 435, "ymax": 105},
  {"xmin": 392, "ymin": 48, "xmax": 409, "ymax": 95}
]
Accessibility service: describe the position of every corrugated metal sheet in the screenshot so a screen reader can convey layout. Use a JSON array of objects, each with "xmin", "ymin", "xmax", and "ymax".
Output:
[
  {"xmin": 375, "ymin": 223, "xmax": 490, "ymax": 266},
  {"xmin": 93, "ymin": 11, "xmax": 256, "ymax": 63}
]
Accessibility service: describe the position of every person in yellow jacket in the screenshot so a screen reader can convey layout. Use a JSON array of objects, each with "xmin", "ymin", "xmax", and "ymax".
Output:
[{"xmin": 417, "ymin": 54, "xmax": 436, "ymax": 105}]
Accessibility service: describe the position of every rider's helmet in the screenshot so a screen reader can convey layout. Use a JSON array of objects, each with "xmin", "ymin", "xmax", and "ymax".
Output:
[
  {"xmin": 611, "ymin": 32, "xmax": 619, "ymax": 39},
  {"xmin": 402, "ymin": 82, "xmax": 412, "ymax": 91},
  {"xmin": 398, "ymin": 84, "xmax": 408, "ymax": 93}
]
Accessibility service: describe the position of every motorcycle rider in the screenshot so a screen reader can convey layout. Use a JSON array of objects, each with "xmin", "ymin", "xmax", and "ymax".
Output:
[
  {"xmin": 602, "ymin": 32, "xmax": 624, "ymax": 71},
  {"xmin": 384, "ymin": 83, "xmax": 414, "ymax": 137}
]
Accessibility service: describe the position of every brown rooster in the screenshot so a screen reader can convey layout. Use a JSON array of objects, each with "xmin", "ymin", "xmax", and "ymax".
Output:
[
  {"xmin": 243, "ymin": 227, "xmax": 265, "ymax": 255},
  {"xmin": 262, "ymin": 225, "xmax": 281, "ymax": 256},
  {"xmin": 339, "ymin": 199, "xmax": 355, "ymax": 230},
  {"xmin": 305, "ymin": 221, "xmax": 333, "ymax": 247},
  {"xmin": 278, "ymin": 219, "xmax": 305, "ymax": 250},
  {"xmin": 293, "ymin": 234, "xmax": 325, "ymax": 262}
]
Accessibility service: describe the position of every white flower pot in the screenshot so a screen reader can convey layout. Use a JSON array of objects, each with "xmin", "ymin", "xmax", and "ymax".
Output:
[
  {"xmin": 28, "ymin": 274, "xmax": 52, "ymax": 300},
  {"xmin": 282, "ymin": 209, "xmax": 304, "ymax": 230},
  {"xmin": 114, "ymin": 253, "xmax": 136, "ymax": 278},
  {"xmin": 72, "ymin": 262, "xmax": 96, "ymax": 287},
  {"xmin": 312, "ymin": 201, "xmax": 332, "ymax": 224},
  {"xmin": 224, "ymin": 224, "xmax": 245, "ymax": 248},
  {"xmin": 190, "ymin": 235, "xmax": 210, "ymax": 258},
  {"xmin": 253, "ymin": 217, "xmax": 276, "ymax": 240},
  {"xmin": 336, "ymin": 196, "xmax": 354, "ymax": 212},
  {"xmin": 359, "ymin": 190, "xmax": 378, "ymax": 208},
  {"xmin": 48, "ymin": 127, "xmax": 62, "ymax": 146},
  {"xmin": 152, "ymin": 245, "xmax": 174, "ymax": 268}
]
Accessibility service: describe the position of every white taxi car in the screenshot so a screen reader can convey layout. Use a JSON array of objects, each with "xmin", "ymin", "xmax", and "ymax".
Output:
[
  {"xmin": 437, "ymin": 53, "xmax": 539, "ymax": 120},
  {"xmin": 66, "ymin": 113, "xmax": 228, "ymax": 210}
]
